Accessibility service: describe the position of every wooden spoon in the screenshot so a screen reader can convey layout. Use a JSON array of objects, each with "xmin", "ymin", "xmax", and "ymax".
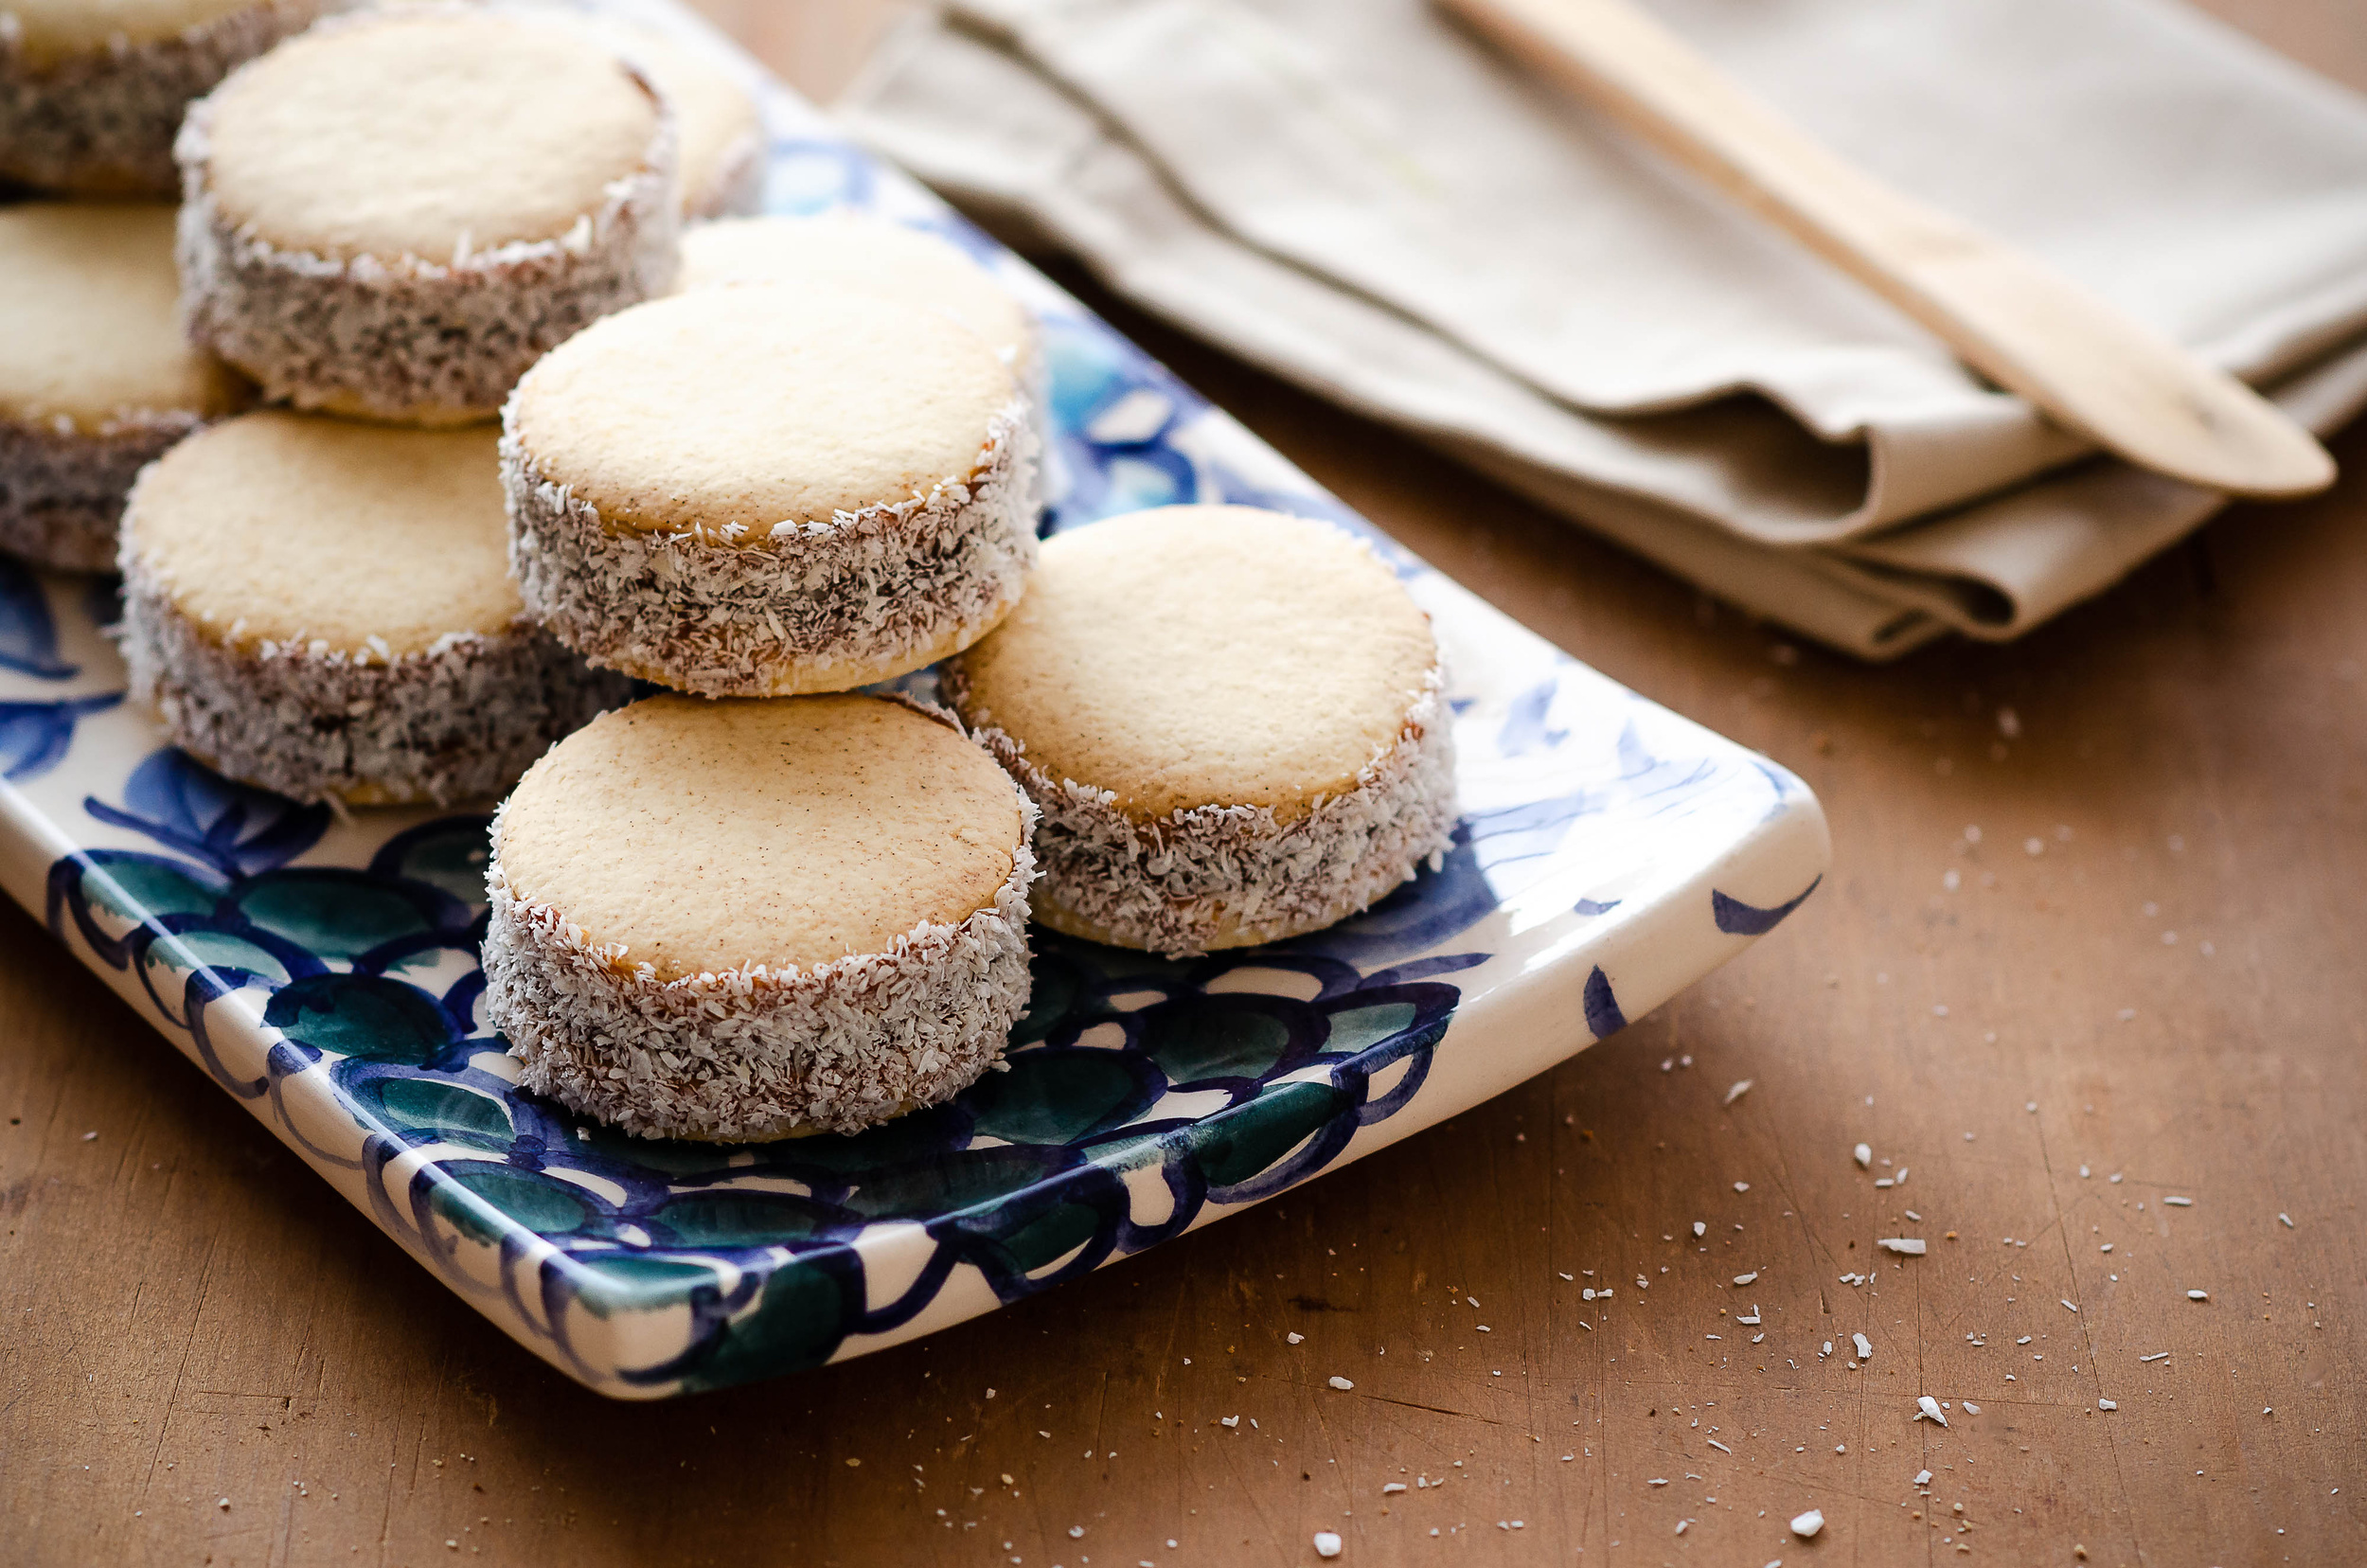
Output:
[{"xmin": 1438, "ymin": 0, "xmax": 2336, "ymax": 498}]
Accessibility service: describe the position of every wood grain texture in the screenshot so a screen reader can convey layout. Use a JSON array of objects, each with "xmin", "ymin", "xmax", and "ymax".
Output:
[
  {"xmin": 6, "ymin": 3, "xmax": 2366, "ymax": 1564},
  {"xmin": 1434, "ymin": 0, "xmax": 2335, "ymax": 499}
]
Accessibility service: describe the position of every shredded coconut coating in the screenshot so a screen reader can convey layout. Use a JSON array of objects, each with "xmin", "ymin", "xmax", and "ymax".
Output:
[
  {"xmin": 118, "ymin": 548, "xmax": 632, "ymax": 806},
  {"xmin": 0, "ymin": 0, "xmax": 322, "ymax": 197},
  {"xmin": 172, "ymin": 32, "xmax": 681, "ymax": 424},
  {"xmin": 1, "ymin": 411, "xmax": 214, "ymax": 569},
  {"xmin": 502, "ymin": 397, "xmax": 1041, "ymax": 696},
  {"xmin": 484, "ymin": 795, "xmax": 1040, "ymax": 1140},
  {"xmin": 952, "ymin": 665, "xmax": 1459, "ymax": 957}
]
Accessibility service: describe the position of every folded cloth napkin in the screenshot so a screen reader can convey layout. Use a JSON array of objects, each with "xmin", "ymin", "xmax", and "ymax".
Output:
[{"xmin": 841, "ymin": 0, "xmax": 2367, "ymax": 657}]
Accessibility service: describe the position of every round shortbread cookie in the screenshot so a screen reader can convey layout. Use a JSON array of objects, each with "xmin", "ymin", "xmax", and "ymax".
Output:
[
  {"xmin": 0, "ymin": 0, "xmax": 325, "ymax": 196},
  {"xmin": 594, "ymin": 23, "xmax": 762, "ymax": 221},
  {"xmin": 946, "ymin": 505, "xmax": 1458, "ymax": 956},
  {"xmin": 118, "ymin": 410, "xmax": 631, "ymax": 804},
  {"xmin": 482, "ymin": 692, "xmax": 1039, "ymax": 1140},
  {"xmin": 503, "ymin": 282, "xmax": 1040, "ymax": 697},
  {"xmin": 678, "ymin": 214, "xmax": 1036, "ymax": 379},
  {"xmin": 0, "ymin": 203, "xmax": 249, "ymax": 569},
  {"xmin": 175, "ymin": 5, "xmax": 680, "ymax": 425}
]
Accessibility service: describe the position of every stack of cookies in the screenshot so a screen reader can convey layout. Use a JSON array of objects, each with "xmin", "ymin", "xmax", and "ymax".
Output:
[{"xmin": 1, "ymin": 4, "xmax": 1459, "ymax": 1143}]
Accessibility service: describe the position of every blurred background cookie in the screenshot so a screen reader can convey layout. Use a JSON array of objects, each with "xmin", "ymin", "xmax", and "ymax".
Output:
[
  {"xmin": 0, "ymin": 202, "xmax": 249, "ymax": 569},
  {"xmin": 484, "ymin": 692, "xmax": 1038, "ymax": 1142},
  {"xmin": 175, "ymin": 5, "xmax": 680, "ymax": 424},
  {"xmin": 948, "ymin": 505, "xmax": 1458, "ymax": 956},
  {"xmin": 0, "ymin": 0, "xmax": 326, "ymax": 195},
  {"xmin": 504, "ymin": 282, "xmax": 1038, "ymax": 695},
  {"xmin": 117, "ymin": 410, "xmax": 631, "ymax": 804},
  {"xmin": 593, "ymin": 20, "xmax": 763, "ymax": 221},
  {"xmin": 677, "ymin": 212, "xmax": 1035, "ymax": 389}
]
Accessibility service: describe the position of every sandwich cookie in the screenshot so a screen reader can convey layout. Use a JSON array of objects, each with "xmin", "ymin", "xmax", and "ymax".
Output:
[
  {"xmin": 176, "ymin": 6, "xmax": 679, "ymax": 424},
  {"xmin": 483, "ymin": 693, "xmax": 1039, "ymax": 1141},
  {"xmin": 0, "ymin": 203, "xmax": 248, "ymax": 569},
  {"xmin": 594, "ymin": 23, "xmax": 762, "ymax": 221},
  {"xmin": 946, "ymin": 506, "xmax": 1458, "ymax": 957},
  {"xmin": 118, "ymin": 411, "xmax": 631, "ymax": 804},
  {"xmin": 677, "ymin": 213, "xmax": 1038, "ymax": 400},
  {"xmin": 503, "ymin": 283, "xmax": 1039, "ymax": 696},
  {"xmin": 0, "ymin": 0, "xmax": 325, "ymax": 195}
]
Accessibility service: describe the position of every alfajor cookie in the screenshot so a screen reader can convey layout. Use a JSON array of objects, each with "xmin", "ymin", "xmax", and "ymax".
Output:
[
  {"xmin": 503, "ymin": 282, "xmax": 1040, "ymax": 696},
  {"xmin": 946, "ymin": 506, "xmax": 1459, "ymax": 957},
  {"xmin": 0, "ymin": 0, "xmax": 325, "ymax": 196},
  {"xmin": 175, "ymin": 5, "xmax": 679, "ymax": 425},
  {"xmin": 118, "ymin": 411, "xmax": 631, "ymax": 805},
  {"xmin": 482, "ymin": 692, "xmax": 1038, "ymax": 1141},
  {"xmin": 677, "ymin": 214, "xmax": 1037, "ymax": 392},
  {"xmin": 595, "ymin": 23, "xmax": 763, "ymax": 221},
  {"xmin": 0, "ymin": 202, "xmax": 249, "ymax": 569}
]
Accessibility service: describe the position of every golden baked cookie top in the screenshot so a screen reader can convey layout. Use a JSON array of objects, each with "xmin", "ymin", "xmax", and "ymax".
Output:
[
  {"xmin": 951, "ymin": 506, "xmax": 1439, "ymax": 822},
  {"xmin": 4, "ymin": 0, "xmax": 263, "ymax": 66},
  {"xmin": 495, "ymin": 694, "xmax": 1025, "ymax": 977},
  {"xmin": 678, "ymin": 214, "xmax": 1034, "ymax": 371},
  {"xmin": 199, "ymin": 9, "xmax": 663, "ymax": 261},
  {"xmin": 508, "ymin": 282, "xmax": 1019, "ymax": 534},
  {"xmin": 0, "ymin": 204, "xmax": 245, "ymax": 433},
  {"xmin": 125, "ymin": 412, "xmax": 520, "ymax": 656}
]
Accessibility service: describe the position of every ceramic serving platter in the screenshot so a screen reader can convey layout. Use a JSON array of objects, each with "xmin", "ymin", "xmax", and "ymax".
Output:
[{"xmin": 0, "ymin": 0, "xmax": 1829, "ymax": 1398}]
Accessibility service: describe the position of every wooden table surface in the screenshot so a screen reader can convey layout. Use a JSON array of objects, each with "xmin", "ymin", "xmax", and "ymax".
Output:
[{"xmin": 7, "ymin": 3, "xmax": 2365, "ymax": 1564}]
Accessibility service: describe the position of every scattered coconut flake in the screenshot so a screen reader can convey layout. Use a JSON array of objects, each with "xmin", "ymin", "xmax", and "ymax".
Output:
[
  {"xmin": 1895, "ymin": 1167, "xmax": 1908, "ymax": 1184},
  {"xmin": 1382, "ymin": 1483, "xmax": 1406, "ymax": 1495},
  {"xmin": 1853, "ymin": 1333, "xmax": 1874, "ymax": 1361},
  {"xmin": 2187, "ymin": 1290, "xmax": 2209, "ymax": 1301},
  {"xmin": 2098, "ymin": 1399, "xmax": 2117, "ymax": 1411},
  {"xmin": 1913, "ymin": 1470, "xmax": 1933, "ymax": 1487},
  {"xmin": 1915, "ymin": 1396, "xmax": 1948, "ymax": 1425},
  {"xmin": 1734, "ymin": 1272, "xmax": 1759, "ymax": 1286},
  {"xmin": 1962, "ymin": 1401, "xmax": 1982, "ymax": 1415},
  {"xmin": 1707, "ymin": 1438, "xmax": 1732, "ymax": 1453},
  {"xmin": 1219, "ymin": 1417, "xmax": 1239, "ymax": 1428},
  {"xmin": 1725, "ymin": 1079, "xmax": 1753, "ymax": 1106},
  {"xmin": 1735, "ymin": 1182, "xmax": 1751, "ymax": 1192},
  {"xmin": 1903, "ymin": 1209, "xmax": 1921, "ymax": 1221},
  {"xmin": 1878, "ymin": 1238, "xmax": 1927, "ymax": 1256},
  {"xmin": 1287, "ymin": 1332, "xmax": 1305, "ymax": 1345},
  {"xmin": 2164, "ymin": 1196, "xmax": 2193, "ymax": 1206},
  {"xmin": 1647, "ymin": 1477, "xmax": 1669, "ymax": 1487},
  {"xmin": 1738, "ymin": 1307, "xmax": 1761, "ymax": 1325},
  {"xmin": 1854, "ymin": 1143, "xmax": 1872, "ymax": 1168},
  {"xmin": 1694, "ymin": 1221, "xmax": 1707, "ymax": 1238},
  {"xmin": 1790, "ymin": 1508, "xmax": 1824, "ymax": 1539},
  {"xmin": 2062, "ymin": 1299, "xmax": 2080, "ymax": 1313},
  {"xmin": 2280, "ymin": 1213, "xmax": 2295, "ymax": 1228},
  {"xmin": 2140, "ymin": 1352, "xmax": 2170, "ymax": 1363},
  {"xmin": 1313, "ymin": 1530, "xmax": 1343, "ymax": 1559},
  {"xmin": 1328, "ymin": 1377, "xmax": 1355, "ymax": 1391}
]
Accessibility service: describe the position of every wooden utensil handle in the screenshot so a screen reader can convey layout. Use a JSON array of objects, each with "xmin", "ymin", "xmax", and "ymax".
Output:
[{"xmin": 1438, "ymin": 0, "xmax": 2336, "ymax": 499}]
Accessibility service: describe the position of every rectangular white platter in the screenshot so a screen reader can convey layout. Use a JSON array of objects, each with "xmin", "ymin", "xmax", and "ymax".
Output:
[{"xmin": 0, "ymin": 0, "xmax": 1829, "ymax": 1398}]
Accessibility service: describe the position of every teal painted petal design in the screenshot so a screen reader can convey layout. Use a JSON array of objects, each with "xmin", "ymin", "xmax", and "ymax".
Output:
[
  {"xmin": 365, "ymin": 1077, "xmax": 514, "ymax": 1150},
  {"xmin": 267, "ymin": 973, "xmax": 454, "ymax": 1065},
  {"xmin": 233, "ymin": 871, "xmax": 444, "ymax": 962},
  {"xmin": 965, "ymin": 1050, "xmax": 1158, "ymax": 1146},
  {"xmin": 432, "ymin": 1164, "xmax": 596, "ymax": 1243},
  {"xmin": 369, "ymin": 817, "xmax": 493, "ymax": 908}
]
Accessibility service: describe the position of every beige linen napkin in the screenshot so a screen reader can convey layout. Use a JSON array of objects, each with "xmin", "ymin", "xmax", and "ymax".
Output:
[{"xmin": 841, "ymin": 0, "xmax": 2367, "ymax": 657}]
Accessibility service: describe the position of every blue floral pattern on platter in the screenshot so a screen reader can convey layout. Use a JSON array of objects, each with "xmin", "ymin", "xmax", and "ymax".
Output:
[{"xmin": 0, "ymin": 0, "xmax": 1830, "ymax": 1399}]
